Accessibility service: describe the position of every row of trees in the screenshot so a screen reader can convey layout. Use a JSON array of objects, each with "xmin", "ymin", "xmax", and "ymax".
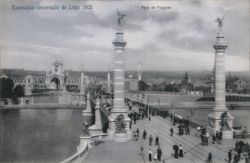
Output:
[{"xmin": 0, "ymin": 78, "xmax": 24, "ymax": 103}]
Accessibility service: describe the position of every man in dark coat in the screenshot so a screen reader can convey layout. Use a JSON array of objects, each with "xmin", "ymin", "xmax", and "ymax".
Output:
[
  {"xmin": 170, "ymin": 128, "xmax": 174, "ymax": 136},
  {"xmin": 149, "ymin": 135, "xmax": 153, "ymax": 146},
  {"xmin": 216, "ymin": 131, "xmax": 219, "ymax": 139},
  {"xmin": 207, "ymin": 152, "xmax": 212, "ymax": 163},
  {"xmin": 157, "ymin": 147, "xmax": 162, "ymax": 161},
  {"xmin": 228, "ymin": 149, "xmax": 232, "ymax": 163},
  {"xmin": 142, "ymin": 130, "xmax": 147, "ymax": 140},
  {"xmin": 155, "ymin": 137, "xmax": 159, "ymax": 146},
  {"xmin": 212, "ymin": 134, "xmax": 216, "ymax": 144},
  {"xmin": 219, "ymin": 131, "xmax": 223, "ymax": 141}
]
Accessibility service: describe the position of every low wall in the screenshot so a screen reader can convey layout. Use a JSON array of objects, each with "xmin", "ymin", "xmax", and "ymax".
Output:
[
  {"xmin": 33, "ymin": 95, "xmax": 59, "ymax": 104},
  {"xmin": 60, "ymin": 133, "xmax": 108, "ymax": 163},
  {"xmin": 60, "ymin": 141, "xmax": 89, "ymax": 163}
]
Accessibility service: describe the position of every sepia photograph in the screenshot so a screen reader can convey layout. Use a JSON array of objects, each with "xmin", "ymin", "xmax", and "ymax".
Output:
[{"xmin": 0, "ymin": 0, "xmax": 250, "ymax": 162}]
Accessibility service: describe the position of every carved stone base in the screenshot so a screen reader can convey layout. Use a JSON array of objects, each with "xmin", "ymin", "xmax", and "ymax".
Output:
[
  {"xmin": 108, "ymin": 113, "xmax": 132, "ymax": 142},
  {"xmin": 207, "ymin": 110, "xmax": 234, "ymax": 139},
  {"xmin": 89, "ymin": 125, "xmax": 103, "ymax": 136},
  {"xmin": 82, "ymin": 112, "xmax": 93, "ymax": 117},
  {"xmin": 222, "ymin": 130, "xmax": 234, "ymax": 139},
  {"xmin": 113, "ymin": 133, "xmax": 129, "ymax": 142},
  {"xmin": 79, "ymin": 135, "xmax": 92, "ymax": 149}
]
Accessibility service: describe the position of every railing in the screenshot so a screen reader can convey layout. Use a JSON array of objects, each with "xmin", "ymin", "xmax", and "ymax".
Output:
[
  {"xmin": 60, "ymin": 141, "xmax": 89, "ymax": 163},
  {"xmin": 60, "ymin": 133, "xmax": 108, "ymax": 163}
]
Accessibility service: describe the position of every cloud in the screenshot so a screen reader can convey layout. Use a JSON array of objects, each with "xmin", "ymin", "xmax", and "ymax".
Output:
[{"xmin": 0, "ymin": 0, "xmax": 249, "ymax": 72}]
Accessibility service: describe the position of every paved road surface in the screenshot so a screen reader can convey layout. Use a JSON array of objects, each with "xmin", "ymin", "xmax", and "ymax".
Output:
[{"xmin": 85, "ymin": 106, "xmax": 240, "ymax": 163}]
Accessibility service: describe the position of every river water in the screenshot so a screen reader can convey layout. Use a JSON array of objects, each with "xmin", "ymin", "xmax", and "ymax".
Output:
[{"xmin": 0, "ymin": 109, "xmax": 83, "ymax": 162}]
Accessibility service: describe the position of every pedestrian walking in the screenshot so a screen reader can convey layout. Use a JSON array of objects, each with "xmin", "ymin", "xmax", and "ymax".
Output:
[
  {"xmin": 153, "ymin": 151, "xmax": 157, "ymax": 162},
  {"xmin": 233, "ymin": 154, "xmax": 238, "ymax": 163},
  {"xmin": 170, "ymin": 128, "xmax": 174, "ymax": 136},
  {"xmin": 207, "ymin": 152, "xmax": 213, "ymax": 163},
  {"xmin": 235, "ymin": 141, "xmax": 239, "ymax": 151},
  {"xmin": 212, "ymin": 134, "xmax": 216, "ymax": 144},
  {"xmin": 148, "ymin": 149, "xmax": 152, "ymax": 162},
  {"xmin": 139, "ymin": 145, "xmax": 144, "ymax": 155},
  {"xmin": 142, "ymin": 130, "xmax": 147, "ymax": 140},
  {"xmin": 133, "ymin": 115, "xmax": 137, "ymax": 124},
  {"xmin": 219, "ymin": 131, "xmax": 223, "ymax": 141},
  {"xmin": 205, "ymin": 132, "xmax": 210, "ymax": 146},
  {"xmin": 201, "ymin": 135, "xmax": 205, "ymax": 146},
  {"xmin": 157, "ymin": 146, "xmax": 162, "ymax": 161},
  {"xmin": 216, "ymin": 131, "xmax": 219, "ymax": 140},
  {"xmin": 185, "ymin": 126, "xmax": 190, "ymax": 135},
  {"xmin": 149, "ymin": 135, "xmax": 153, "ymax": 146},
  {"xmin": 173, "ymin": 144, "xmax": 179, "ymax": 159},
  {"xmin": 136, "ymin": 128, "xmax": 140, "ymax": 137},
  {"xmin": 228, "ymin": 149, "xmax": 232, "ymax": 163},
  {"xmin": 179, "ymin": 145, "xmax": 184, "ymax": 157},
  {"xmin": 155, "ymin": 136, "xmax": 159, "ymax": 146}
]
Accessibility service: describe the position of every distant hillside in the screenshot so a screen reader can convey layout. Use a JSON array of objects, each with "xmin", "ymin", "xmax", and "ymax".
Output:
[{"xmin": 1, "ymin": 68, "xmax": 249, "ymax": 82}]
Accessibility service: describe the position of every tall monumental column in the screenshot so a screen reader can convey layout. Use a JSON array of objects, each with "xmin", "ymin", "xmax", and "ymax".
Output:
[
  {"xmin": 108, "ymin": 11, "xmax": 131, "ymax": 142},
  {"xmin": 208, "ymin": 17, "xmax": 233, "ymax": 139},
  {"xmin": 107, "ymin": 72, "xmax": 111, "ymax": 93},
  {"xmin": 138, "ymin": 64, "xmax": 142, "ymax": 81}
]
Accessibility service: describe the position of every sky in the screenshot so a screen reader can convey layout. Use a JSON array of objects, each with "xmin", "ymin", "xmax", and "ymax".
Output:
[{"xmin": 0, "ymin": 0, "xmax": 249, "ymax": 72}]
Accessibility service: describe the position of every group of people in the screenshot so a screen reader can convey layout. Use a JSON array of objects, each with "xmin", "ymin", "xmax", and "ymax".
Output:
[
  {"xmin": 200, "ymin": 128, "xmax": 210, "ymax": 146},
  {"xmin": 212, "ymin": 131, "xmax": 223, "ymax": 144},
  {"xmin": 199, "ymin": 127, "xmax": 223, "ymax": 146},
  {"xmin": 128, "ymin": 105, "xmax": 149, "ymax": 126},
  {"xmin": 136, "ymin": 128, "xmax": 162, "ymax": 162},
  {"xmin": 171, "ymin": 115, "xmax": 191, "ymax": 136},
  {"xmin": 226, "ymin": 141, "xmax": 250, "ymax": 163},
  {"xmin": 147, "ymin": 147, "xmax": 162, "ymax": 162},
  {"xmin": 178, "ymin": 124, "xmax": 190, "ymax": 136},
  {"xmin": 148, "ymin": 135, "xmax": 159, "ymax": 146},
  {"xmin": 172, "ymin": 144, "xmax": 184, "ymax": 159}
]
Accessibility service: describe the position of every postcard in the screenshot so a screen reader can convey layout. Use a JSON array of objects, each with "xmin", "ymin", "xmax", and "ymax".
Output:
[{"xmin": 0, "ymin": 0, "xmax": 249, "ymax": 163}]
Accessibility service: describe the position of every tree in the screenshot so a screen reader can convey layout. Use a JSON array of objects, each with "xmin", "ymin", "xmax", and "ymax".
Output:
[
  {"xmin": 0, "ymin": 78, "xmax": 14, "ymax": 98},
  {"xmin": 13, "ymin": 85, "xmax": 24, "ymax": 98}
]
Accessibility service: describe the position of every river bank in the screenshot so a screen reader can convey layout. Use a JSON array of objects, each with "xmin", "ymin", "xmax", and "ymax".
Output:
[{"xmin": 0, "ymin": 104, "xmax": 85, "ymax": 110}]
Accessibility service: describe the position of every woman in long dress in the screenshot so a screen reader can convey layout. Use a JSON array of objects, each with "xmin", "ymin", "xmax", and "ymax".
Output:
[
  {"xmin": 179, "ymin": 145, "xmax": 184, "ymax": 157},
  {"xmin": 148, "ymin": 149, "xmax": 152, "ymax": 162},
  {"xmin": 153, "ymin": 151, "xmax": 158, "ymax": 162}
]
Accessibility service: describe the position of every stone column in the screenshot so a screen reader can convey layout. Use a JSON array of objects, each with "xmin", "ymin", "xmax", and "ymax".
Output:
[
  {"xmin": 208, "ymin": 20, "xmax": 233, "ymax": 139},
  {"xmin": 107, "ymin": 72, "xmax": 111, "ymax": 93},
  {"xmin": 82, "ymin": 93, "xmax": 93, "ymax": 116},
  {"xmin": 80, "ymin": 72, "xmax": 85, "ymax": 96},
  {"xmin": 89, "ymin": 98, "xmax": 103, "ymax": 135},
  {"xmin": 138, "ymin": 64, "xmax": 142, "ymax": 81},
  {"xmin": 108, "ymin": 14, "xmax": 131, "ymax": 142}
]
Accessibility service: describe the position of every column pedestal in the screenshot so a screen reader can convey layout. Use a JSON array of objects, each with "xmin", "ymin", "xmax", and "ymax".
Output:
[
  {"xmin": 89, "ymin": 99, "xmax": 103, "ymax": 136},
  {"xmin": 82, "ymin": 93, "xmax": 93, "ymax": 117},
  {"xmin": 107, "ymin": 113, "xmax": 131, "ymax": 142}
]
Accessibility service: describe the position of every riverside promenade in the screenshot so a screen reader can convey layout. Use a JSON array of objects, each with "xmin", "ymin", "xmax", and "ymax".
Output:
[{"xmin": 84, "ymin": 105, "xmax": 246, "ymax": 163}]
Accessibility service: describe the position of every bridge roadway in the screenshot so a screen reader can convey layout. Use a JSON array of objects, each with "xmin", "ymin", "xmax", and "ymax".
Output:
[{"xmin": 85, "ymin": 107, "xmax": 235, "ymax": 163}]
